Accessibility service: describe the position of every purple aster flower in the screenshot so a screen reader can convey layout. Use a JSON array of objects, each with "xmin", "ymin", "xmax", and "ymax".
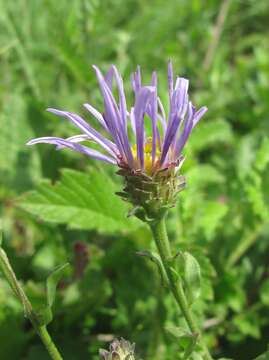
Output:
[{"xmin": 27, "ymin": 62, "xmax": 207, "ymax": 177}]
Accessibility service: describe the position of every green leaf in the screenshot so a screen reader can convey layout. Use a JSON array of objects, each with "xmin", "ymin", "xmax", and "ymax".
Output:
[
  {"xmin": 235, "ymin": 134, "xmax": 257, "ymax": 180},
  {"xmin": 17, "ymin": 168, "xmax": 140, "ymax": 233},
  {"xmin": 189, "ymin": 119, "xmax": 233, "ymax": 152},
  {"xmin": 166, "ymin": 325, "xmax": 198, "ymax": 359},
  {"xmin": 256, "ymin": 137, "xmax": 269, "ymax": 172},
  {"xmin": 254, "ymin": 349, "xmax": 269, "ymax": 360},
  {"xmin": 35, "ymin": 263, "xmax": 69, "ymax": 326},
  {"xmin": 0, "ymin": 93, "xmax": 41, "ymax": 189},
  {"xmin": 191, "ymin": 352, "xmax": 203, "ymax": 360},
  {"xmin": 136, "ymin": 250, "xmax": 168, "ymax": 286},
  {"xmin": 182, "ymin": 252, "xmax": 201, "ymax": 305},
  {"xmin": 35, "ymin": 306, "xmax": 53, "ymax": 326},
  {"xmin": 198, "ymin": 201, "xmax": 228, "ymax": 241},
  {"xmin": 260, "ymin": 279, "xmax": 269, "ymax": 306},
  {"xmin": 46, "ymin": 263, "xmax": 69, "ymax": 308},
  {"xmin": 186, "ymin": 165, "xmax": 225, "ymax": 189},
  {"xmin": 0, "ymin": 219, "xmax": 2, "ymax": 247}
]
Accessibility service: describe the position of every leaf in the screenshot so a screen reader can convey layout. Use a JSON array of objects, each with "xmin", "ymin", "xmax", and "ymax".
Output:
[
  {"xmin": 17, "ymin": 168, "xmax": 140, "ymax": 234},
  {"xmin": 182, "ymin": 252, "xmax": 201, "ymax": 305},
  {"xmin": 260, "ymin": 279, "xmax": 269, "ymax": 306},
  {"xmin": 186, "ymin": 165, "xmax": 225, "ymax": 189},
  {"xmin": 244, "ymin": 171, "xmax": 269, "ymax": 220},
  {"xmin": 189, "ymin": 119, "xmax": 233, "ymax": 152},
  {"xmin": 46, "ymin": 263, "xmax": 69, "ymax": 308},
  {"xmin": 35, "ymin": 306, "xmax": 53, "ymax": 327},
  {"xmin": 0, "ymin": 93, "xmax": 41, "ymax": 189},
  {"xmin": 166, "ymin": 325, "xmax": 198, "ymax": 359},
  {"xmin": 255, "ymin": 137, "xmax": 269, "ymax": 172},
  {"xmin": 254, "ymin": 349, "xmax": 269, "ymax": 360},
  {"xmin": 235, "ymin": 134, "xmax": 257, "ymax": 180},
  {"xmin": 0, "ymin": 220, "xmax": 2, "ymax": 247},
  {"xmin": 35, "ymin": 263, "xmax": 69, "ymax": 326},
  {"xmin": 136, "ymin": 250, "xmax": 168, "ymax": 286},
  {"xmin": 198, "ymin": 201, "xmax": 228, "ymax": 240}
]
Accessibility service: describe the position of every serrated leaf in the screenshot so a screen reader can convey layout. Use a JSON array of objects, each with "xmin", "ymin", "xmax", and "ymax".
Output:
[
  {"xmin": 46, "ymin": 263, "xmax": 69, "ymax": 308},
  {"xmin": 17, "ymin": 168, "xmax": 140, "ymax": 233},
  {"xmin": 183, "ymin": 252, "xmax": 201, "ymax": 305}
]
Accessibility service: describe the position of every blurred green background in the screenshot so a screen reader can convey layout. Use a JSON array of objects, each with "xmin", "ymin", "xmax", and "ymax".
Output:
[{"xmin": 1, "ymin": 0, "xmax": 269, "ymax": 359}]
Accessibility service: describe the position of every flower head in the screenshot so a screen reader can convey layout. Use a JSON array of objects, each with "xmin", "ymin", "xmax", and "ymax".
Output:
[
  {"xmin": 27, "ymin": 62, "xmax": 207, "ymax": 175},
  {"xmin": 27, "ymin": 62, "xmax": 207, "ymax": 219},
  {"xmin": 99, "ymin": 338, "xmax": 135, "ymax": 360}
]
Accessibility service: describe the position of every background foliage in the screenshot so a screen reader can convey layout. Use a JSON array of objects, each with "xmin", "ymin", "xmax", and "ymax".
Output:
[{"xmin": 1, "ymin": 0, "xmax": 269, "ymax": 359}]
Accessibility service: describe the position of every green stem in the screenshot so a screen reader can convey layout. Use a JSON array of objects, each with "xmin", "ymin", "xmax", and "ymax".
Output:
[
  {"xmin": 0, "ymin": 247, "xmax": 63, "ymax": 360},
  {"xmin": 150, "ymin": 217, "xmax": 213, "ymax": 360},
  {"xmin": 37, "ymin": 326, "xmax": 63, "ymax": 360}
]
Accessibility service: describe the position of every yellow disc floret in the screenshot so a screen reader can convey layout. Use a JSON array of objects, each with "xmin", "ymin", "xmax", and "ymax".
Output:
[{"xmin": 131, "ymin": 137, "xmax": 160, "ymax": 175}]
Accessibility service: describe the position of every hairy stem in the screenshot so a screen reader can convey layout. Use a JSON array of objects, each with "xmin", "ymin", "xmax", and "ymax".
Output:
[
  {"xmin": 0, "ymin": 247, "xmax": 63, "ymax": 360},
  {"xmin": 150, "ymin": 217, "xmax": 213, "ymax": 360}
]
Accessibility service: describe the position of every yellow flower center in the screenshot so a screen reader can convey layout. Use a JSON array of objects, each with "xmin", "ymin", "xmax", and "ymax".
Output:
[{"xmin": 131, "ymin": 138, "xmax": 160, "ymax": 174}]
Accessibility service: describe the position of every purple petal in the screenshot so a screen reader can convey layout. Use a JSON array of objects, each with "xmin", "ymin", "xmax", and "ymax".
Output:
[
  {"xmin": 167, "ymin": 60, "xmax": 173, "ymax": 103},
  {"xmin": 26, "ymin": 137, "xmax": 117, "ymax": 164},
  {"xmin": 93, "ymin": 66, "xmax": 129, "ymax": 161},
  {"xmin": 174, "ymin": 103, "xmax": 194, "ymax": 156},
  {"xmin": 151, "ymin": 71, "xmax": 157, "ymax": 87},
  {"xmin": 129, "ymin": 107, "xmax": 136, "ymax": 136},
  {"xmin": 111, "ymin": 65, "xmax": 127, "ymax": 130},
  {"xmin": 150, "ymin": 74, "xmax": 158, "ymax": 163},
  {"xmin": 134, "ymin": 86, "xmax": 155, "ymax": 169},
  {"xmin": 47, "ymin": 108, "xmax": 117, "ymax": 157},
  {"xmin": 157, "ymin": 97, "xmax": 167, "ymax": 132},
  {"xmin": 56, "ymin": 134, "xmax": 90, "ymax": 149},
  {"xmin": 173, "ymin": 77, "xmax": 189, "ymax": 116},
  {"xmin": 93, "ymin": 65, "xmax": 134, "ymax": 167},
  {"xmin": 160, "ymin": 87, "xmax": 184, "ymax": 164},
  {"xmin": 193, "ymin": 106, "xmax": 208, "ymax": 127},
  {"xmin": 131, "ymin": 66, "xmax": 142, "ymax": 98},
  {"xmin": 105, "ymin": 65, "xmax": 114, "ymax": 90},
  {"xmin": 160, "ymin": 113, "xmax": 181, "ymax": 165},
  {"xmin": 83, "ymin": 103, "xmax": 108, "ymax": 131}
]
